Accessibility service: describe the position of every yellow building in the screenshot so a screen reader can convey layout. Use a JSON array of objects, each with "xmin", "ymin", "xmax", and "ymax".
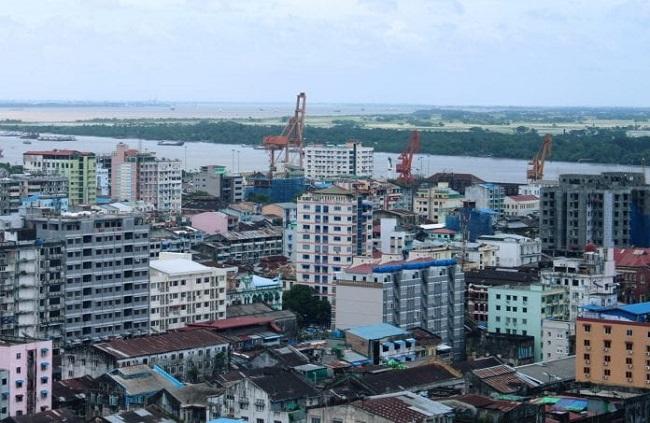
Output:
[{"xmin": 576, "ymin": 303, "xmax": 650, "ymax": 389}]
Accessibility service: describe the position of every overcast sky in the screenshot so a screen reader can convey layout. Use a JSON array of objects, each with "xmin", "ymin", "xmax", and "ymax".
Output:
[{"xmin": 0, "ymin": 0, "xmax": 648, "ymax": 106}]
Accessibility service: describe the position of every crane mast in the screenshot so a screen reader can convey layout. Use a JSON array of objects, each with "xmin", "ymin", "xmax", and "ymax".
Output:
[
  {"xmin": 396, "ymin": 130, "xmax": 420, "ymax": 183},
  {"xmin": 527, "ymin": 133, "xmax": 552, "ymax": 181}
]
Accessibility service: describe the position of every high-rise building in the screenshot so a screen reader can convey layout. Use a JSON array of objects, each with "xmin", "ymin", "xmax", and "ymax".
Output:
[
  {"xmin": 189, "ymin": 165, "xmax": 244, "ymax": 204},
  {"xmin": 0, "ymin": 337, "xmax": 53, "ymax": 418},
  {"xmin": 23, "ymin": 150, "xmax": 96, "ymax": 205},
  {"xmin": 576, "ymin": 302, "xmax": 650, "ymax": 389},
  {"xmin": 0, "ymin": 174, "xmax": 68, "ymax": 215},
  {"xmin": 334, "ymin": 254, "xmax": 465, "ymax": 360},
  {"xmin": 27, "ymin": 210, "xmax": 150, "ymax": 344},
  {"xmin": 540, "ymin": 172, "xmax": 650, "ymax": 253},
  {"xmin": 540, "ymin": 247, "xmax": 618, "ymax": 321},
  {"xmin": 487, "ymin": 284, "xmax": 568, "ymax": 361},
  {"xmin": 304, "ymin": 141, "xmax": 374, "ymax": 180},
  {"xmin": 0, "ymin": 229, "xmax": 65, "ymax": 344},
  {"xmin": 149, "ymin": 252, "xmax": 228, "ymax": 332},
  {"xmin": 110, "ymin": 143, "xmax": 182, "ymax": 214},
  {"xmin": 295, "ymin": 186, "xmax": 373, "ymax": 299}
]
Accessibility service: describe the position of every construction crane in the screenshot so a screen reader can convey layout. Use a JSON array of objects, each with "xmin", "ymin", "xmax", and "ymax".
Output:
[
  {"xmin": 527, "ymin": 133, "xmax": 552, "ymax": 181},
  {"xmin": 395, "ymin": 130, "xmax": 420, "ymax": 183},
  {"xmin": 263, "ymin": 92, "xmax": 306, "ymax": 178}
]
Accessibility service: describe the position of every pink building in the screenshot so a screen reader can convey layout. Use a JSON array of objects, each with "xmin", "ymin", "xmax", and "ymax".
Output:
[
  {"xmin": 110, "ymin": 142, "xmax": 139, "ymax": 201},
  {"xmin": 0, "ymin": 338, "xmax": 53, "ymax": 418},
  {"xmin": 189, "ymin": 211, "xmax": 229, "ymax": 235}
]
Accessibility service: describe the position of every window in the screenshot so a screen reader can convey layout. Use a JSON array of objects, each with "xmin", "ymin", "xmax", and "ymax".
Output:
[
  {"xmin": 626, "ymin": 357, "xmax": 633, "ymax": 365},
  {"xmin": 310, "ymin": 419, "xmax": 321, "ymax": 423},
  {"xmin": 257, "ymin": 420, "xmax": 264, "ymax": 423},
  {"xmin": 583, "ymin": 324, "xmax": 591, "ymax": 332},
  {"xmin": 604, "ymin": 340, "xmax": 611, "ymax": 348},
  {"xmin": 627, "ymin": 329, "xmax": 633, "ymax": 336},
  {"xmin": 583, "ymin": 367, "xmax": 590, "ymax": 374},
  {"xmin": 584, "ymin": 353, "xmax": 590, "ymax": 360},
  {"xmin": 604, "ymin": 369, "xmax": 611, "ymax": 376},
  {"xmin": 584, "ymin": 340, "xmax": 590, "ymax": 346},
  {"xmin": 626, "ymin": 371, "xmax": 633, "ymax": 379},
  {"xmin": 604, "ymin": 326, "xmax": 612, "ymax": 334}
]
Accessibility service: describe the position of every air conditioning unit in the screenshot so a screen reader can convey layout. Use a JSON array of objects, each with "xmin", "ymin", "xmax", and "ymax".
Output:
[
  {"xmin": 628, "ymin": 350, "xmax": 634, "ymax": 355},
  {"xmin": 646, "ymin": 380, "xmax": 650, "ymax": 385},
  {"xmin": 646, "ymin": 366, "xmax": 650, "ymax": 370},
  {"xmin": 585, "ymin": 360, "xmax": 591, "ymax": 365},
  {"xmin": 628, "ymin": 364, "xmax": 634, "ymax": 369},
  {"xmin": 604, "ymin": 362, "xmax": 609, "ymax": 367},
  {"xmin": 628, "ymin": 378, "xmax": 634, "ymax": 383},
  {"xmin": 585, "ymin": 346, "xmax": 591, "ymax": 351},
  {"xmin": 603, "ymin": 348, "xmax": 609, "ymax": 352},
  {"xmin": 603, "ymin": 376, "xmax": 609, "ymax": 380}
]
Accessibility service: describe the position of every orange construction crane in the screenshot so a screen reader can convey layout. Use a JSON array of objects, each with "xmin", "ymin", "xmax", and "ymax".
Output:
[
  {"xmin": 396, "ymin": 130, "xmax": 420, "ymax": 183},
  {"xmin": 263, "ymin": 92, "xmax": 306, "ymax": 178},
  {"xmin": 527, "ymin": 133, "xmax": 552, "ymax": 181}
]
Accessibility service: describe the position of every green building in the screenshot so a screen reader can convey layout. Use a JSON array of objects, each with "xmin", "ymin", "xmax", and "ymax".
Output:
[
  {"xmin": 23, "ymin": 150, "xmax": 96, "ymax": 205},
  {"xmin": 487, "ymin": 284, "xmax": 568, "ymax": 361}
]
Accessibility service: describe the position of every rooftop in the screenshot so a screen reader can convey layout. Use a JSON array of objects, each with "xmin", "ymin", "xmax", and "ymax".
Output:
[
  {"xmin": 354, "ymin": 391, "xmax": 453, "ymax": 422},
  {"xmin": 346, "ymin": 323, "xmax": 407, "ymax": 340},
  {"xmin": 216, "ymin": 227, "xmax": 282, "ymax": 241},
  {"xmin": 24, "ymin": 149, "xmax": 94, "ymax": 157},
  {"xmin": 242, "ymin": 367, "xmax": 319, "ymax": 401},
  {"xmin": 472, "ymin": 365, "xmax": 536, "ymax": 394},
  {"xmin": 103, "ymin": 365, "xmax": 183, "ymax": 397},
  {"xmin": 360, "ymin": 363, "xmax": 458, "ymax": 394},
  {"xmin": 515, "ymin": 356, "xmax": 576, "ymax": 384},
  {"xmin": 2, "ymin": 408, "xmax": 78, "ymax": 423},
  {"xmin": 103, "ymin": 406, "xmax": 176, "ymax": 423},
  {"xmin": 443, "ymin": 394, "xmax": 522, "ymax": 413},
  {"xmin": 507, "ymin": 194, "xmax": 539, "ymax": 202},
  {"xmin": 150, "ymin": 258, "xmax": 213, "ymax": 275},
  {"xmin": 614, "ymin": 248, "xmax": 650, "ymax": 267},
  {"xmin": 94, "ymin": 329, "xmax": 229, "ymax": 359}
]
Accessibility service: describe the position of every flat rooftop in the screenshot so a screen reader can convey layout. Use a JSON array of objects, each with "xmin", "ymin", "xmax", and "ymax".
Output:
[{"xmin": 150, "ymin": 258, "xmax": 213, "ymax": 275}]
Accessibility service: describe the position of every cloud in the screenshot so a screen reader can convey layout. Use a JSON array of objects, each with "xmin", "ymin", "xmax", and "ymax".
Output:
[{"xmin": 0, "ymin": 0, "xmax": 647, "ymax": 106}]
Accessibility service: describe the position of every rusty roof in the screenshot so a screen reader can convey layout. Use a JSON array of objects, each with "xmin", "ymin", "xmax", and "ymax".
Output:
[
  {"xmin": 355, "ymin": 396, "xmax": 431, "ymax": 422},
  {"xmin": 94, "ymin": 329, "xmax": 228, "ymax": 359},
  {"xmin": 614, "ymin": 248, "xmax": 650, "ymax": 268},
  {"xmin": 472, "ymin": 365, "xmax": 536, "ymax": 394}
]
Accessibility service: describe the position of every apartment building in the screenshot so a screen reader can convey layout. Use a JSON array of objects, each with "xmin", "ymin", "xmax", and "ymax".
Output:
[
  {"xmin": 613, "ymin": 248, "xmax": 650, "ymax": 303},
  {"xmin": 110, "ymin": 144, "xmax": 182, "ymax": 214},
  {"xmin": 304, "ymin": 141, "xmax": 374, "ymax": 179},
  {"xmin": 414, "ymin": 182, "xmax": 463, "ymax": 223},
  {"xmin": 149, "ymin": 252, "xmax": 228, "ymax": 332},
  {"xmin": 296, "ymin": 186, "xmax": 373, "ymax": 299},
  {"xmin": 465, "ymin": 183, "xmax": 505, "ymax": 215},
  {"xmin": 0, "ymin": 229, "xmax": 65, "ymax": 344},
  {"xmin": 197, "ymin": 228, "xmax": 283, "ymax": 264},
  {"xmin": 540, "ymin": 172, "xmax": 650, "ymax": 253},
  {"xmin": 0, "ymin": 337, "xmax": 53, "ymax": 418},
  {"xmin": 334, "ymin": 255, "xmax": 465, "ymax": 360},
  {"xmin": 487, "ymin": 284, "xmax": 568, "ymax": 361},
  {"xmin": 0, "ymin": 174, "xmax": 68, "ymax": 215},
  {"xmin": 23, "ymin": 150, "xmax": 96, "ymax": 205},
  {"xmin": 188, "ymin": 165, "xmax": 244, "ymax": 204},
  {"xmin": 27, "ymin": 210, "xmax": 150, "ymax": 344},
  {"xmin": 540, "ymin": 247, "xmax": 618, "ymax": 321},
  {"xmin": 477, "ymin": 233, "xmax": 542, "ymax": 267},
  {"xmin": 576, "ymin": 302, "xmax": 650, "ymax": 389},
  {"xmin": 542, "ymin": 319, "xmax": 575, "ymax": 361}
]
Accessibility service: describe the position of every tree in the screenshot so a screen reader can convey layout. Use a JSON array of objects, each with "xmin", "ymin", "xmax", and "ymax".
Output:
[{"xmin": 282, "ymin": 285, "xmax": 331, "ymax": 327}]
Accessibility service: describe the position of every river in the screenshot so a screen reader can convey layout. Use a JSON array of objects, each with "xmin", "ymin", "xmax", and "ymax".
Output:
[{"xmin": 1, "ymin": 134, "xmax": 646, "ymax": 184}]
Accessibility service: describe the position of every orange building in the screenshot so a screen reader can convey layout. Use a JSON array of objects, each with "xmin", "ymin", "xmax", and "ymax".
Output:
[{"xmin": 576, "ymin": 303, "xmax": 650, "ymax": 389}]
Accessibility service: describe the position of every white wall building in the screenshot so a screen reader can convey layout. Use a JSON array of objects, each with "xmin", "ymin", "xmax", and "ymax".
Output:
[
  {"xmin": 379, "ymin": 218, "xmax": 412, "ymax": 255},
  {"xmin": 149, "ymin": 252, "xmax": 228, "ymax": 332},
  {"xmin": 477, "ymin": 233, "xmax": 541, "ymax": 268},
  {"xmin": 542, "ymin": 319, "xmax": 575, "ymax": 361},
  {"xmin": 304, "ymin": 141, "xmax": 374, "ymax": 179},
  {"xmin": 540, "ymin": 248, "xmax": 618, "ymax": 321},
  {"xmin": 296, "ymin": 186, "xmax": 373, "ymax": 300},
  {"xmin": 414, "ymin": 182, "xmax": 464, "ymax": 223},
  {"xmin": 504, "ymin": 194, "xmax": 539, "ymax": 217}
]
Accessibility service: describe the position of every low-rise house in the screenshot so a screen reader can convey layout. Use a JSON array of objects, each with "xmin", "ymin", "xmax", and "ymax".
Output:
[
  {"xmin": 358, "ymin": 363, "xmax": 463, "ymax": 396},
  {"xmin": 218, "ymin": 367, "xmax": 320, "ymax": 423},
  {"xmin": 307, "ymin": 391, "xmax": 454, "ymax": 423},
  {"xmin": 149, "ymin": 383, "xmax": 223, "ymax": 423},
  {"xmin": 465, "ymin": 331, "xmax": 536, "ymax": 367},
  {"xmin": 503, "ymin": 194, "xmax": 539, "ymax": 217},
  {"xmin": 94, "ymin": 365, "xmax": 184, "ymax": 415},
  {"xmin": 227, "ymin": 275, "xmax": 283, "ymax": 310},
  {"xmin": 477, "ymin": 233, "xmax": 541, "ymax": 268},
  {"xmin": 0, "ymin": 409, "xmax": 78, "ymax": 423},
  {"xmin": 196, "ymin": 228, "xmax": 283, "ymax": 264},
  {"xmin": 344, "ymin": 324, "xmax": 417, "ymax": 365},
  {"xmin": 614, "ymin": 247, "xmax": 650, "ymax": 303},
  {"xmin": 100, "ymin": 405, "xmax": 177, "ymax": 423},
  {"xmin": 52, "ymin": 376, "xmax": 99, "ymax": 419},
  {"xmin": 188, "ymin": 317, "xmax": 285, "ymax": 352},
  {"xmin": 63, "ymin": 329, "xmax": 230, "ymax": 382},
  {"xmin": 442, "ymin": 394, "xmax": 543, "ymax": 423}
]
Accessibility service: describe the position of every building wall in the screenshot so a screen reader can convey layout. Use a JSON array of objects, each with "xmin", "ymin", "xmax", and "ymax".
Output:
[
  {"xmin": 334, "ymin": 282, "xmax": 383, "ymax": 329},
  {"xmin": 296, "ymin": 189, "xmax": 373, "ymax": 300},
  {"xmin": 30, "ymin": 213, "xmax": 150, "ymax": 344},
  {"xmin": 542, "ymin": 319, "xmax": 575, "ymax": 361},
  {"xmin": 576, "ymin": 317, "xmax": 650, "ymax": 389},
  {"xmin": 304, "ymin": 142, "xmax": 374, "ymax": 179},
  {"xmin": 478, "ymin": 235, "xmax": 541, "ymax": 268},
  {"xmin": 23, "ymin": 152, "xmax": 96, "ymax": 205},
  {"xmin": 488, "ymin": 285, "xmax": 568, "ymax": 361},
  {"xmin": 504, "ymin": 196, "xmax": 539, "ymax": 217},
  {"xmin": 0, "ymin": 339, "xmax": 53, "ymax": 418},
  {"xmin": 150, "ymin": 253, "xmax": 227, "ymax": 332}
]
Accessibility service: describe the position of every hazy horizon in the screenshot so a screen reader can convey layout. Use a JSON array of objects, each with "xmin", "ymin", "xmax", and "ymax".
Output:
[{"xmin": 1, "ymin": 1, "xmax": 649, "ymax": 107}]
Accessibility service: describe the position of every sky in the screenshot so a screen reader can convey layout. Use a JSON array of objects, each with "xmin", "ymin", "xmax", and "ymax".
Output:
[{"xmin": 0, "ymin": 0, "xmax": 648, "ymax": 106}]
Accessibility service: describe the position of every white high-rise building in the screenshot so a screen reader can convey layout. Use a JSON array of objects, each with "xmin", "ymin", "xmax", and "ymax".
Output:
[
  {"xmin": 304, "ymin": 141, "xmax": 374, "ymax": 180},
  {"xmin": 295, "ymin": 186, "xmax": 373, "ymax": 300},
  {"xmin": 149, "ymin": 252, "xmax": 228, "ymax": 332}
]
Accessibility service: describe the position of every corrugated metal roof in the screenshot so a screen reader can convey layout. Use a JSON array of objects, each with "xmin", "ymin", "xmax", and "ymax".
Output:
[{"xmin": 346, "ymin": 323, "xmax": 407, "ymax": 340}]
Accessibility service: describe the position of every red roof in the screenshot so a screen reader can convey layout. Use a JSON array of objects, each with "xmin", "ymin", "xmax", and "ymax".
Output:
[
  {"xmin": 614, "ymin": 248, "xmax": 650, "ymax": 268},
  {"xmin": 355, "ymin": 397, "xmax": 430, "ymax": 423},
  {"xmin": 472, "ymin": 365, "xmax": 535, "ymax": 394},
  {"xmin": 24, "ymin": 149, "xmax": 93, "ymax": 157},
  {"xmin": 507, "ymin": 195, "xmax": 539, "ymax": 202},
  {"xmin": 188, "ymin": 315, "xmax": 274, "ymax": 330},
  {"xmin": 432, "ymin": 228, "xmax": 456, "ymax": 235}
]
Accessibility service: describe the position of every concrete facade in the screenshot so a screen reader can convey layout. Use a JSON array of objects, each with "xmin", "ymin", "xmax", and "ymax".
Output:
[
  {"xmin": 414, "ymin": 182, "xmax": 463, "ymax": 223},
  {"xmin": 149, "ymin": 252, "xmax": 228, "ymax": 333},
  {"xmin": 477, "ymin": 233, "xmax": 541, "ymax": 267},
  {"xmin": 542, "ymin": 319, "xmax": 575, "ymax": 361},
  {"xmin": 304, "ymin": 141, "xmax": 374, "ymax": 179}
]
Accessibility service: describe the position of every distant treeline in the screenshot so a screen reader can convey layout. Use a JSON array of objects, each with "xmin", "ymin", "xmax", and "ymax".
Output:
[{"xmin": 3, "ymin": 121, "xmax": 650, "ymax": 165}]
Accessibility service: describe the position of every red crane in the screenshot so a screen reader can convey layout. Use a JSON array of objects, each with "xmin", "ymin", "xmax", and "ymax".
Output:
[
  {"xmin": 396, "ymin": 130, "xmax": 420, "ymax": 182},
  {"xmin": 527, "ymin": 133, "xmax": 552, "ymax": 181},
  {"xmin": 263, "ymin": 92, "xmax": 306, "ymax": 178}
]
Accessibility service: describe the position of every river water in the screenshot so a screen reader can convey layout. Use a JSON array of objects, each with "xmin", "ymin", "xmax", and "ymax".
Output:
[{"xmin": 1, "ymin": 134, "xmax": 646, "ymax": 184}]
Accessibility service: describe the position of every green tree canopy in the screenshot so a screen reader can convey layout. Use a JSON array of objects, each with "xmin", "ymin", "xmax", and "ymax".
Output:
[{"xmin": 282, "ymin": 285, "xmax": 331, "ymax": 327}]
